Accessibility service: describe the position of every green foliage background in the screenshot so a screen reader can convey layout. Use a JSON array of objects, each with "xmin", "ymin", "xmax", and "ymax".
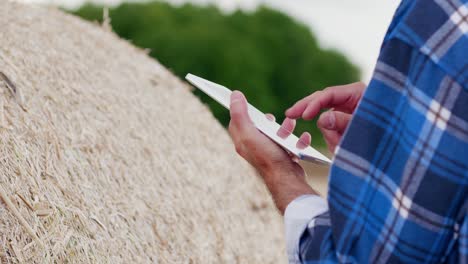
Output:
[{"xmin": 72, "ymin": 1, "xmax": 360, "ymax": 147}]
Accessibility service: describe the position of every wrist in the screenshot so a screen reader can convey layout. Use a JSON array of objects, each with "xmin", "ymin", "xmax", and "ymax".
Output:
[
  {"xmin": 259, "ymin": 158, "xmax": 303, "ymax": 179},
  {"xmin": 260, "ymin": 163, "xmax": 317, "ymax": 214}
]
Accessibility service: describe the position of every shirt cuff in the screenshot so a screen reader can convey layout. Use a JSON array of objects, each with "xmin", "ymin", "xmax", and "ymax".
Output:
[{"xmin": 284, "ymin": 194, "xmax": 329, "ymax": 264}]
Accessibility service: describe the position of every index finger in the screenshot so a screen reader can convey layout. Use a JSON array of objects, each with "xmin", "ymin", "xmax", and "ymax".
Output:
[{"xmin": 285, "ymin": 83, "xmax": 363, "ymax": 120}]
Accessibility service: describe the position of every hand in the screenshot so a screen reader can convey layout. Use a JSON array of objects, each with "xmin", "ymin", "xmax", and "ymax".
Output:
[
  {"xmin": 285, "ymin": 82, "xmax": 366, "ymax": 153},
  {"xmin": 228, "ymin": 91, "xmax": 316, "ymax": 213}
]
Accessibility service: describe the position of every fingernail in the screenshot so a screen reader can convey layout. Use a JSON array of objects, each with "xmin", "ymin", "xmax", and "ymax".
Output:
[
  {"xmin": 265, "ymin": 114, "xmax": 275, "ymax": 121},
  {"xmin": 277, "ymin": 118, "xmax": 295, "ymax": 139},
  {"xmin": 296, "ymin": 132, "xmax": 311, "ymax": 149},
  {"xmin": 231, "ymin": 91, "xmax": 243, "ymax": 101},
  {"xmin": 277, "ymin": 127, "xmax": 289, "ymax": 138}
]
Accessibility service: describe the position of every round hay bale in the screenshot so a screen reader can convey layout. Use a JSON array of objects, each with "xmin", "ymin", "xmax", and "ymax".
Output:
[{"xmin": 0, "ymin": 1, "xmax": 285, "ymax": 263}]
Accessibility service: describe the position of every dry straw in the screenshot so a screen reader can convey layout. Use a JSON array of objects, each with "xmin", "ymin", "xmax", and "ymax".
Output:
[{"xmin": 0, "ymin": 1, "xmax": 286, "ymax": 263}]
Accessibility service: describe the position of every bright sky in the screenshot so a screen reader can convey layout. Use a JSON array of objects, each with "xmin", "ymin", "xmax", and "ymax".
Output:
[{"xmin": 18, "ymin": 0, "xmax": 401, "ymax": 82}]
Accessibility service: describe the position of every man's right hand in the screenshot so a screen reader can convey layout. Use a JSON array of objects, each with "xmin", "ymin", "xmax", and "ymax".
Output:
[{"xmin": 285, "ymin": 82, "xmax": 366, "ymax": 153}]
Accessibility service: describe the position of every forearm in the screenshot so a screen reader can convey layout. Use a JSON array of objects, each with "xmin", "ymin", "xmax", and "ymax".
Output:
[{"xmin": 259, "ymin": 163, "xmax": 317, "ymax": 214}]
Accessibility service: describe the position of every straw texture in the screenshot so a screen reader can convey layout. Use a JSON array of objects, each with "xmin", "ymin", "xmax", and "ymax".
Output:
[{"xmin": 0, "ymin": 1, "xmax": 286, "ymax": 262}]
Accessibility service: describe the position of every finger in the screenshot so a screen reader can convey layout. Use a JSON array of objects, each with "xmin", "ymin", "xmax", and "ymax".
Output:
[
  {"xmin": 296, "ymin": 132, "xmax": 311, "ymax": 149},
  {"xmin": 284, "ymin": 92, "xmax": 319, "ymax": 119},
  {"xmin": 230, "ymin": 91, "xmax": 253, "ymax": 131},
  {"xmin": 265, "ymin": 113, "xmax": 276, "ymax": 122},
  {"xmin": 277, "ymin": 118, "xmax": 296, "ymax": 139},
  {"xmin": 317, "ymin": 111, "xmax": 352, "ymax": 134},
  {"xmin": 319, "ymin": 127, "xmax": 341, "ymax": 153},
  {"xmin": 285, "ymin": 82, "xmax": 365, "ymax": 119},
  {"xmin": 300, "ymin": 87, "xmax": 342, "ymax": 120}
]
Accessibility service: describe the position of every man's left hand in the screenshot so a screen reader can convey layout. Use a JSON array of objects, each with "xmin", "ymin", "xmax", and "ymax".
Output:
[{"xmin": 228, "ymin": 91, "xmax": 317, "ymax": 214}]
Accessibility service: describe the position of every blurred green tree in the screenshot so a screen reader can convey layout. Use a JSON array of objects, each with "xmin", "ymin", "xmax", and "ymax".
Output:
[{"xmin": 72, "ymin": 1, "xmax": 360, "ymax": 147}]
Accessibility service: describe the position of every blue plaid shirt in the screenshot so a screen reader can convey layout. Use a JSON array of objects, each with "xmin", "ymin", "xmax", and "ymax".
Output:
[{"xmin": 285, "ymin": 0, "xmax": 468, "ymax": 263}]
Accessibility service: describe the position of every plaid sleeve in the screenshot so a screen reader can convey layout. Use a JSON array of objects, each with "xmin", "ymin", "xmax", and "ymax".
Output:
[
  {"xmin": 459, "ymin": 216, "xmax": 468, "ymax": 264},
  {"xmin": 447, "ymin": 211, "xmax": 468, "ymax": 264},
  {"xmin": 298, "ymin": 0, "xmax": 468, "ymax": 263}
]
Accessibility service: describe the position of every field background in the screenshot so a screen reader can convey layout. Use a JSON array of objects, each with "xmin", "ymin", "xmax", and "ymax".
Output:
[
  {"xmin": 71, "ymin": 1, "xmax": 361, "ymax": 150},
  {"xmin": 72, "ymin": 1, "xmax": 344, "ymax": 196}
]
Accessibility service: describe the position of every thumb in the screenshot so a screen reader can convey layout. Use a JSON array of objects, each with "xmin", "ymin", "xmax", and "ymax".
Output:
[
  {"xmin": 230, "ymin": 91, "xmax": 253, "ymax": 129},
  {"xmin": 317, "ymin": 110, "xmax": 352, "ymax": 134}
]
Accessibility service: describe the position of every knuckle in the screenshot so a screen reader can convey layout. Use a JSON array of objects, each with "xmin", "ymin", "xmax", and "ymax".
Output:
[
  {"xmin": 231, "ymin": 116, "xmax": 244, "ymax": 129},
  {"xmin": 358, "ymin": 82, "xmax": 367, "ymax": 91},
  {"xmin": 323, "ymin": 86, "xmax": 337, "ymax": 95},
  {"xmin": 230, "ymin": 108, "xmax": 242, "ymax": 120},
  {"xmin": 235, "ymin": 144, "xmax": 243, "ymax": 155},
  {"xmin": 313, "ymin": 90, "xmax": 323, "ymax": 97},
  {"xmin": 242, "ymin": 135, "xmax": 255, "ymax": 147},
  {"xmin": 324, "ymin": 85, "xmax": 337, "ymax": 92},
  {"xmin": 228, "ymin": 122, "xmax": 235, "ymax": 134},
  {"xmin": 350, "ymin": 81, "xmax": 366, "ymax": 91}
]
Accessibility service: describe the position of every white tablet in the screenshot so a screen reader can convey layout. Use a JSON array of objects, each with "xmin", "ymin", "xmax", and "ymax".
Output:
[{"xmin": 186, "ymin": 74, "xmax": 331, "ymax": 165}]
